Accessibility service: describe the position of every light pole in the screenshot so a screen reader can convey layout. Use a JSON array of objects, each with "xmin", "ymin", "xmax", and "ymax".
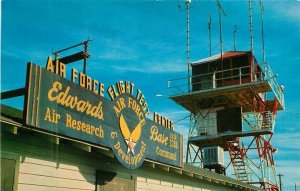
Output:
[{"xmin": 277, "ymin": 174, "xmax": 284, "ymax": 191}]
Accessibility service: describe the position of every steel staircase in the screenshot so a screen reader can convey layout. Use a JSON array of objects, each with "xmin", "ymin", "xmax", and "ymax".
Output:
[
  {"xmin": 262, "ymin": 111, "xmax": 273, "ymax": 130},
  {"xmin": 227, "ymin": 138, "xmax": 249, "ymax": 182}
]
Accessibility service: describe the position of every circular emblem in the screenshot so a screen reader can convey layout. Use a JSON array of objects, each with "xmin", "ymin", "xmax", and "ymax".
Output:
[{"xmin": 110, "ymin": 94, "xmax": 147, "ymax": 169}]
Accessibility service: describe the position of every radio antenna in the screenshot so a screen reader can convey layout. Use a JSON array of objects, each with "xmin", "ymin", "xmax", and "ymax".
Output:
[
  {"xmin": 259, "ymin": 0, "xmax": 265, "ymax": 63},
  {"xmin": 186, "ymin": 0, "xmax": 191, "ymax": 92},
  {"xmin": 233, "ymin": 24, "xmax": 237, "ymax": 51},
  {"xmin": 216, "ymin": 0, "xmax": 227, "ymax": 63},
  {"xmin": 249, "ymin": 0, "xmax": 254, "ymax": 53},
  {"xmin": 208, "ymin": 14, "xmax": 212, "ymax": 57}
]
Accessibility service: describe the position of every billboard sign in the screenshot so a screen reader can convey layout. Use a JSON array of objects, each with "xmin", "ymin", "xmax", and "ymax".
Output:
[{"xmin": 24, "ymin": 60, "xmax": 183, "ymax": 169}]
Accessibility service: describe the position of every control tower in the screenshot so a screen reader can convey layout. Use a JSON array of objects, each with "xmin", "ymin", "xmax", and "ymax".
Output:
[{"xmin": 168, "ymin": 51, "xmax": 284, "ymax": 191}]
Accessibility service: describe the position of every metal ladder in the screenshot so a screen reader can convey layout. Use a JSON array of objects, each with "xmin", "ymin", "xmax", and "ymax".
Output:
[{"xmin": 227, "ymin": 138, "xmax": 249, "ymax": 182}]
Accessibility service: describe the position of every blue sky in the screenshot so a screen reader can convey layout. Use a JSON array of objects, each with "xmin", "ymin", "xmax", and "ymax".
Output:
[{"xmin": 1, "ymin": 0, "xmax": 300, "ymax": 190}]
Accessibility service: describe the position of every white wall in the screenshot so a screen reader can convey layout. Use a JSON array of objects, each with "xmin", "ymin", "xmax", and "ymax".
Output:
[{"xmin": 1, "ymin": 129, "xmax": 245, "ymax": 191}]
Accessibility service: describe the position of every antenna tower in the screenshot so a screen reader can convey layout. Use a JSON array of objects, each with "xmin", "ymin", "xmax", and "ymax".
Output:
[
  {"xmin": 186, "ymin": 0, "xmax": 191, "ymax": 92},
  {"xmin": 249, "ymin": 0, "xmax": 254, "ymax": 53},
  {"xmin": 216, "ymin": 0, "xmax": 226, "ymax": 62},
  {"xmin": 260, "ymin": 0, "xmax": 266, "ymax": 69},
  {"xmin": 168, "ymin": 1, "xmax": 285, "ymax": 191}
]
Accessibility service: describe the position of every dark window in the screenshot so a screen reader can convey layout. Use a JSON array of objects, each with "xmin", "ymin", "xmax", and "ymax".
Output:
[
  {"xmin": 217, "ymin": 107, "xmax": 242, "ymax": 133},
  {"xmin": 96, "ymin": 170, "xmax": 135, "ymax": 191},
  {"xmin": 192, "ymin": 63, "xmax": 214, "ymax": 91},
  {"xmin": 1, "ymin": 158, "xmax": 16, "ymax": 191}
]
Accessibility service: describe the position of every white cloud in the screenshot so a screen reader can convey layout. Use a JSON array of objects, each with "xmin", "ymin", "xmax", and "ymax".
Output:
[
  {"xmin": 96, "ymin": 50, "xmax": 138, "ymax": 61},
  {"xmin": 92, "ymin": 38, "xmax": 139, "ymax": 61},
  {"xmin": 158, "ymin": 110, "xmax": 190, "ymax": 121},
  {"xmin": 273, "ymin": 133, "xmax": 300, "ymax": 151},
  {"xmin": 111, "ymin": 60, "xmax": 186, "ymax": 73},
  {"xmin": 2, "ymin": 48, "xmax": 49, "ymax": 62},
  {"xmin": 268, "ymin": 1, "xmax": 300, "ymax": 23}
]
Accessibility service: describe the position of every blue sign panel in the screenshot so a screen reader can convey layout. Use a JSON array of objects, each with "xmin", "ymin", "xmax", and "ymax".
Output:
[{"xmin": 24, "ymin": 63, "xmax": 183, "ymax": 169}]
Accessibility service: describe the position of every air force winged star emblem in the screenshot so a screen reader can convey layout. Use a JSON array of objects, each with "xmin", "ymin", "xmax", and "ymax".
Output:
[{"xmin": 119, "ymin": 114, "xmax": 143, "ymax": 155}]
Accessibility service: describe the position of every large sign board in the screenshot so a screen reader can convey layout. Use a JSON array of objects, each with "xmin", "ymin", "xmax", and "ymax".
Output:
[{"xmin": 24, "ymin": 61, "xmax": 183, "ymax": 169}]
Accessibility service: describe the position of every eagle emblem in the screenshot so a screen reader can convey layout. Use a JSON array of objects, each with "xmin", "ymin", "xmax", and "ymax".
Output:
[{"xmin": 119, "ymin": 113, "xmax": 143, "ymax": 155}]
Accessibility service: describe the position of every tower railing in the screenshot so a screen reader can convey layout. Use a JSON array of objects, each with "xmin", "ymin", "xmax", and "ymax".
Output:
[
  {"xmin": 188, "ymin": 110, "xmax": 275, "ymax": 139},
  {"xmin": 168, "ymin": 65, "xmax": 264, "ymax": 95},
  {"xmin": 264, "ymin": 62, "xmax": 285, "ymax": 109},
  {"xmin": 242, "ymin": 111, "xmax": 275, "ymax": 132},
  {"xmin": 168, "ymin": 64, "xmax": 285, "ymax": 109}
]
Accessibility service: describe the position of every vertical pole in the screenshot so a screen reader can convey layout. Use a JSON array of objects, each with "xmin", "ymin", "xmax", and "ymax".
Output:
[
  {"xmin": 259, "ymin": 0, "xmax": 266, "ymax": 76},
  {"xmin": 83, "ymin": 41, "xmax": 88, "ymax": 74},
  {"xmin": 54, "ymin": 52, "xmax": 58, "ymax": 72},
  {"xmin": 185, "ymin": 143, "xmax": 190, "ymax": 163},
  {"xmin": 239, "ymin": 68, "xmax": 242, "ymax": 84},
  {"xmin": 185, "ymin": 0, "xmax": 192, "ymax": 167},
  {"xmin": 54, "ymin": 52, "xmax": 58, "ymax": 61},
  {"xmin": 249, "ymin": 0, "xmax": 254, "ymax": 53},
  {"xmin": 208, "ymin": 14, "xmax": 212, "ymax": 57},
  {"xmin": 277, "ymin": 173, "xmax": 284, "ymax": 191},
  {"xmin": 213, "ymin": 72, "xmax": 216, "ymax": 89},
  {"xmin": 233, "ymin": 25, "xmax": 237, "ymax": 51},
  {"xmin": 218, "ymin": 2, "xmax": 223, "ymax": 62},
  {"xmin": 83, "ymin": 60, "xmax": 87, "ymax": 74},
  {"xmin": 217, "ymin": 0, "xmax": 226, "ymax": 65},
  {"xmin": 186, "ymin": 0, "xmax": 191, "ymax": 93},
  {"xmin": 260, "ymin": 0, "xmax": 265, "ymax": 62}
]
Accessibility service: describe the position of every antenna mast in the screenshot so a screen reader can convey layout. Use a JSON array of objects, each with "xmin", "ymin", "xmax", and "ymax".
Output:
[
  {"xmin": 260, "ymin": 0, "xmax": 265, "ymax": 63},
  {"xmin": 186, "ymin": 0, "xmax": 191, "ymax": 92},
  {"xmin": 249, "ymin": 0, "xmax": 254, "ymax": 53},
  {"xmin": 216, "ymin": 0, "xmax": 226, "ymax": 63},
  {"xmin": 233, "ymin": 24, "xmax": 237, "ymax": 51},
  {"xmin": 208, "ymin": 14, "xmax": 212, "ymax": 57}
]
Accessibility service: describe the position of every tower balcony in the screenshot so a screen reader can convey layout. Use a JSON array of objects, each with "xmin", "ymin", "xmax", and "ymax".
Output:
[{"xmin": 168, "ymin": 62, "xmax": 284, "ymax": 113}]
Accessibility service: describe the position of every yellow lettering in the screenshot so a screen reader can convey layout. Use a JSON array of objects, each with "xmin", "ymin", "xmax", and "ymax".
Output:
[
  {"xmin": 48, "ymin": 81, "xmax": 104, "ymax": 121},
  {"xmin": 156, "ymin": 146, "xmax": 176, "ymax": 160},
  {"xmin": 114, "ymin": 105, "xmax": 121, "ymax": 117},
  {"xmin": 44, "ymin": 107, "xmax": 60, "ymax": 124},
  {"xmin": 48, "ymin": 81, "xmax": 62, "ymax": 101},
  {"xmin": 114, "ymin": 141, "xmax": 120, "ymax": 149},
  {"xmin": 125, "ymin": 81, "xmax": 134, "ymax": 95},
  {"xmin": 136, "ymin": 89, "xmax": 142, "ymax": 100},
  {"xmin": 86, "ymin": 76, "xmax": 92, "ymax": 91},
  {"xmin": 66, "ymin": 114, "xmax": 72, "ymax": 127},
  {"xmin": 59, "ymin": 62, "xmax": 66, "ymax": 78},
  {"xmin": 107, "ymin": 86, "xmax": 115, "ymax": 101},
  {"xmin": 44, "ymin": 107, "xmax": 52, "ymax": 121},
  {"xmin": 72, "ymin": 118, "xmax": 76, "ymax": 128},
  {"xmin": 72, "ymin": 68, "xmax": 78, "ymax": 83},
  {"xmin": 78, "ymin": 121, "xmax": 82, "ymax": 130},
  {"xmin": 55, "ymin": 60, "xmax": 59, "ymax": 75},
  {"xmin": 79, "ymin": 73, "xmax": 86, "ymax": 88},
  {"xmin": 150, "ymin": 126, "xmax": 168, "ymax": 145},
  {"xmin": 139, "ymin": 94, "xmax": 145, "ymax": 106},
  {"xmin": 93, "ymin": 79, "xmax": 99, "ymax": 94},
  {"xmin": 99, "ymin": 83, "xmax": 104, "ymax": 97},
  {"xmin": 98, "ymin": 126, "xmax": 103, "ymax": 138},
  {"xmin": 116, "ymin": 81, "xmax": 125, "ymax": 94},
  {"xmin": 91, "ymin": 126, "xmax": 95, "ymax": 134},
  {"xmin": 46, "ymin": 57, "xmax": 54, "ymax": 72}
]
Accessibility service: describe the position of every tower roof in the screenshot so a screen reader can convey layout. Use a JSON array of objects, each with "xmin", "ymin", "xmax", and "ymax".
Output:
[{"xmin": 191, "ymin": 51, "xmax": 252, "ymax": 66}]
